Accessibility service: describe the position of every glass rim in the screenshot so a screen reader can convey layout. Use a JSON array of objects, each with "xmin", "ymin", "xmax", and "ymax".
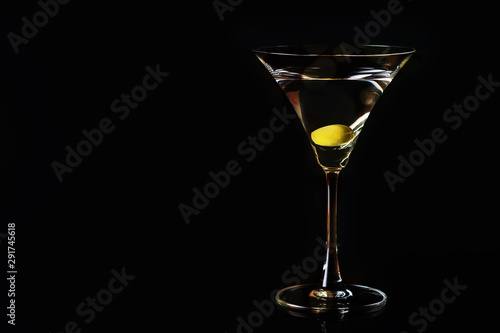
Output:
[{"xmin": 252, "ymin": 44, "xmax": 416, "ymax": 57}]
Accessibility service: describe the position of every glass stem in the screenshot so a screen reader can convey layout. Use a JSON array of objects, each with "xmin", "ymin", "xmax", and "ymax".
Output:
[{"xmin": 321, "ymin": 169, "xmax": 342, "ymax": 288}]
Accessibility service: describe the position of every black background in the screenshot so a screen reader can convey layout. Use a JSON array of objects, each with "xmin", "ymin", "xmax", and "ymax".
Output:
[{"xmin": 1, "ymin": 0, "xmax": 498, "ymax": 332}]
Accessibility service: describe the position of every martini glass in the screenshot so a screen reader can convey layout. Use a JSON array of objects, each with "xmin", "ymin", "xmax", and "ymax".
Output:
[{"xmin": 253, "ymin": 45, "xmax": 415, "ymax": 317}]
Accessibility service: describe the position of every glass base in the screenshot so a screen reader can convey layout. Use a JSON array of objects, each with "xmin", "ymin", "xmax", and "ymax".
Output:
[{"xmin": 276, "ymin": 283, "xmax": 387, "ymax": 318}]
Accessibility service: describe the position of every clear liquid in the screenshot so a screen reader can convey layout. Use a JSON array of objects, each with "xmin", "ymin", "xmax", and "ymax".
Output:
[{"xmin": 280, "ymin": 79, "xmax": 389, "ymax": 169}]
